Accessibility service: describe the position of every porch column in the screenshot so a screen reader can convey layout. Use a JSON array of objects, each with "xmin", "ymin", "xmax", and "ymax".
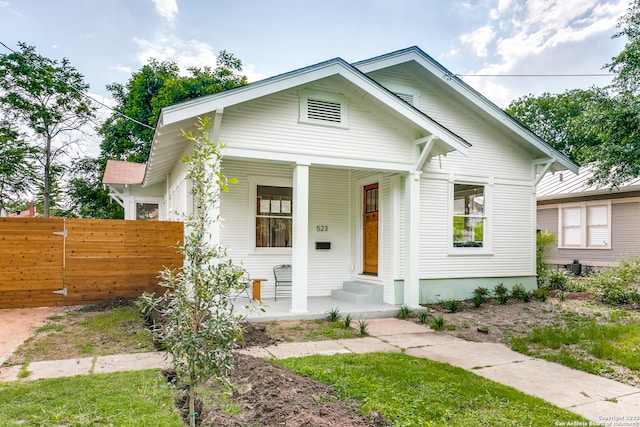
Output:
[
  {"xmin": 405, "ymin": 171, "xmax": 421, "ymax": 308},
  {"xmin": 291, "ymin": 162, "xmax": 309, "ymax": 313}
]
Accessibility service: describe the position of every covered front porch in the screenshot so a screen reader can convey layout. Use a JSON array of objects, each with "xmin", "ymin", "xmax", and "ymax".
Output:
[{"xmin": 234, "ymin": 296, "xmax": 400, "ymax": 322}]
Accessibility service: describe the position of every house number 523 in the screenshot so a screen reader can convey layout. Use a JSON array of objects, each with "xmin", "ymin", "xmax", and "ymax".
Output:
[{"xmin": 316, "ymin": 225, "xmax": 328, "ymax": 232}]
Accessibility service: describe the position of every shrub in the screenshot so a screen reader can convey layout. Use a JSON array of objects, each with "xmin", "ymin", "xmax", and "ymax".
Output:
[
  {"xmin": 342, "ymin": 313, "xmax": 353, "ymax": 329},
  {"xmin": 511, "ymin": 284, "xmax": 531, "ymax": 302},
  {"xmin": 443, "ymin": 299, "xmax": 461, "ymax": 313},
  {"xmin": 397, "ymin": 305, "xmax": 413, "ymax": 320},
  {"xmin": 357, "ymin": 318, "xmax": 369, "ymax": 336},
  {"xmin": 326, "ymin": 308, "xmax": 341, "ymax": 322},
  {"xmin": 430, "ymin": 315, "xmax": 445, "ymax": 331},
  {"xmin": 472, "ymin": 287, "xmax": 490, "ymax": 308},
  {"xmin": 546, "ymin": 270, "xmax": 567, "ymax": 290},
  {"xmin": 417, "ymin": 311, "xmax": 430, "ymax": 324},
  {"xmin": 532, "ymin": 287, "xmax": 549, "ymax": 302},
  {"xmin": 493, "ymin": 283, "xmax": 510, "ymax": 305},
  {"xmin": 536, "ymin": 230, "xmax": 557, "ymax": 285}
]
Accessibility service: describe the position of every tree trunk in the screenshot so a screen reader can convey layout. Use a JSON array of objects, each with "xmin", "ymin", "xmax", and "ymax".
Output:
[{"xmin": 43, "ymin": 134, "xmax": 51, "ymax": 217}]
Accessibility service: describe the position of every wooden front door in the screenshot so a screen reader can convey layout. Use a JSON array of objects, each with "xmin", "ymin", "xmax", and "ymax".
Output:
[{"xmin": 363, "ymin": 183, "xmax": 378, "ymax": 275}]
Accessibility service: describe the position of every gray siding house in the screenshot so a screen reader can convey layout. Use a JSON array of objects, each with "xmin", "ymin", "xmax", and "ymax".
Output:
[{"xmin": 537, "ymin": 163, "xmax": 640, "ymax": 269}]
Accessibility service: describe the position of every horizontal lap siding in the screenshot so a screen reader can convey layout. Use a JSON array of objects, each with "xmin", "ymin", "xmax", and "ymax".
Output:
[
  {"xmin": 539, "ymin": 201, "xmax": 640, "ymax": 265},
  {"xmin": 219, "ymin": 160, "xmax": 351, "ymax": 298},
  {"xmin": 219, "ymin": 83, "xmax": 416, "ymax": 165}
]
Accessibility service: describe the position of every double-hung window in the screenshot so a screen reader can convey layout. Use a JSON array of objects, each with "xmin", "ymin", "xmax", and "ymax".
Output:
[
  {"xmin": 559, "ymin": 202, "xmax": 610, "ymax": 248},
  {"xmin": 256, "ymin": 185, "xmax": 293, "ymax": 248},
  {"xmin": 453, "ymin": 183, "xmax": 485, "ymax": 248}
]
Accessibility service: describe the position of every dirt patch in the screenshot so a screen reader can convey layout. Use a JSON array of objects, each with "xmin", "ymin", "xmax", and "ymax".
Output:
[
  {"xmin": 0, "ymin": 306, "xmax": 67, "ymax": 365},
  {"xmin": 197, "ymin": 353, "xmax": 390, "ymax": 427}
]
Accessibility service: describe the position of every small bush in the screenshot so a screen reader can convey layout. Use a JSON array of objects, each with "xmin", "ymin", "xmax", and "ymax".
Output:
[
  {"xmin": 397, "ymin": 305, "xmax": 413, "ymax": 320},
  {"xmin": 472, "ymin": 287, "xmax": 490, "ymax": 308},
  {"xmin": 493, "ymin": 283, "xmax": 510, "ymax": 305},
  {"xmin": 326, "ymin": 308, "xmax": 341, "ymax": 322},
  {"xmin": 430, "ymin": 315, "xmax": 445, "ymax": 331},
  {"xmin": 546, "ymin": 270, "xmax": 567, "ymax": 290},
  {"xmin": 511, "ymin": 284, "xmax": 531, "ymax": 302},
  {"xmin": 532, "ymin": 287, "xmax": 549, "ymax": 302},
  {"xmin": 357, "ymin": 318, "xmax": 369, "ymax": 336},
  {"xmin": 443, "ymin": 299, "xmax": 461, "ymax": 313},
  {"xmin": 342, "ymin": 313, "xmax": 353, "ymax": 329},
  {"xmin": 417, "ymin": 311, "xmax": 430, "ymax": 324}
]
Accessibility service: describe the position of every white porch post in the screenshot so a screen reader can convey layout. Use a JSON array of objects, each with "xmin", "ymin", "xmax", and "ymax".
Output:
[
  {"xmin": 291, "ymin": 162, "xmax": 309, "ymax": 313},
  {"xmin": 405, "ymin": 171, "xmax": 421, "ymax": 308}
]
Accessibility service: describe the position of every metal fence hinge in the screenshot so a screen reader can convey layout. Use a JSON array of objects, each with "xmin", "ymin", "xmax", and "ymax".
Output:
[
  {"xmin": 53, "ymin": 230, "xmax": 67, "ymax": 237},
  {"xmin": 53, "ymin": 289, "xmax": 67, "ymax": 296}
]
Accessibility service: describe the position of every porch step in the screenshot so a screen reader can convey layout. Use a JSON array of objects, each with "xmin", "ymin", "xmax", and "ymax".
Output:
[{"xmin": 331, "ymin": 281, "xmax": 383, "ymax": 304}]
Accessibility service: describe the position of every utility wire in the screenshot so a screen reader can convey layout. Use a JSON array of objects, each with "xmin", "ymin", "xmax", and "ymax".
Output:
[
  {"xmin": 0, "ymin": 41, "xmax": 154, "ymax": 130},
  {"xmin": 456, "ymin": 73, "xmax": 615, "ymax": 77}
]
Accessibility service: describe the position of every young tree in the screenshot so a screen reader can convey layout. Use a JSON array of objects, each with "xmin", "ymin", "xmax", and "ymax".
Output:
[
  {"xmin": 0, "ymin": 121, "xmax": 37, "ymax": 214},
  {"xmin": 140, "ymin": 117, "xmax": 248, "ymax": 427},
  {"xmin": 0, "ymin": 42, "xmax": 95, "ymax": 217}
]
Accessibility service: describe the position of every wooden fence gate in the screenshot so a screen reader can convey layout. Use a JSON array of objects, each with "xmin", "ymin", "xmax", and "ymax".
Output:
[{"xmin": 0, "ymin": 218, "xmax": 183, "ymax": 309}]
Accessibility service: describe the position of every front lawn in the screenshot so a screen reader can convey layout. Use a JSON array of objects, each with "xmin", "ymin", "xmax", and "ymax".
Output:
[
  {"xmin": 279, "ymin": 352, "xmax": 587, "ymax": 427},
  {"xmin": 0, "ymin": 370, "xmax": 182, "ymax": 426}
]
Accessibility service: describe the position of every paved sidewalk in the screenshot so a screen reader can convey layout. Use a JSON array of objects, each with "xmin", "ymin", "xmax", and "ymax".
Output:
[{"xmin": 1, "ymin": 317, "xmax": 638, "ymax": 424}]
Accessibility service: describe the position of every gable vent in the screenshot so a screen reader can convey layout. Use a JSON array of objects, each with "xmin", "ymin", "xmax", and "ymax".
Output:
[
  {"xmin": 395, "ymin": 92, "xmax": 414, "ymax": 105},
  {"xmin": 307, "ymin": 98, "xmax": 342, "ymax": 123}
]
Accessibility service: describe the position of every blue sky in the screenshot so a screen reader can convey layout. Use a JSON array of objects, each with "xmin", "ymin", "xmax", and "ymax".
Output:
[{"xmin": 0, "ymin": 0, "xmax": 630, "ymax": 109}]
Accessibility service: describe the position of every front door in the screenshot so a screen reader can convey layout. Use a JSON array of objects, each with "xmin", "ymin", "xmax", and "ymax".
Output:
[{"xmin": 363, "ymin": 183, "xmax": 378, "ymax": 275}]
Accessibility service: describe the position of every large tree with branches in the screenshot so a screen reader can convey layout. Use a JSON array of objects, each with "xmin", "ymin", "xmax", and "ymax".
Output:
[{"xmin": 0, "ymin": 42, "xmax": 95, "ymax": 216}]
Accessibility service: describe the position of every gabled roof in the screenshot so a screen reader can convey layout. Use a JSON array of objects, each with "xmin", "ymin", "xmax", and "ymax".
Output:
[
  {"xmin": 103, "ymin": 160, "xmax": 146, "ymax": 185},
  {"xmin": 354, "ymin": 46, "xmax": 579, "ymax": 175},
  {"xmin": 537, "ymin": 163, "xmax": 640, "ymax": 201},
  {"xmin": 143, "ymin": 56, "xmax": 472, "ymax": 186}
]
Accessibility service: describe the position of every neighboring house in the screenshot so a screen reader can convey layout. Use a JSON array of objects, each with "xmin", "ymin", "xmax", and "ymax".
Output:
[
  {"xmin": 537, "ymin": 163, "xmax": 640, "ymax": 269},
  {"xmin": 103, "ymin": 46, "xmax": 577, "ymax": 311},
  {"xmin": 5, "ymin": 203, "xmax": 37, "ymax": 218}
]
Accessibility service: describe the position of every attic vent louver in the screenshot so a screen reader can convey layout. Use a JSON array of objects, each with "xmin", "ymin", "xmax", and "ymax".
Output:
[
  {"xmin": 396, "ymin": 93, "xmax": 414, "ymax": 105},
  {"xmin": 307, "ymin": 98, "xmax": 342, "ymax": 123}
]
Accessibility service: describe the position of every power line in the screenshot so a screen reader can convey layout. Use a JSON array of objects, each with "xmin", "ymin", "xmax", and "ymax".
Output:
[
  {"xmin": 0, "ymin": 41, "xmax": 154, "ymax": 130},
  {"xmin": 455, "ymin": 73, "xmax": 615, "ymax": 77}
]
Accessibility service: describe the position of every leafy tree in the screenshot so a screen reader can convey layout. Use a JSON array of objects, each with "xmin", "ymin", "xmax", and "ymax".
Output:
[
  {"xmin": 140, "ymin": 117, "xmax": 248, "ymax": 427},
  {"xmin": 0, "ymin": 42, "xmax": 95, "ymax": 217},
  {"xmin": 0, "ymin": 121, "xmax": 37, "ymax": 214},
  {"xmin": 100, "ymin": 51, "xmax": 247, "ymax": 163},
  {"xmin": 65, "ymin": 157, "xmax": 123, "ymax": 219},
  {"xmin": 607, "ymin": 0, "xmax": 640, "ymax": 94}
]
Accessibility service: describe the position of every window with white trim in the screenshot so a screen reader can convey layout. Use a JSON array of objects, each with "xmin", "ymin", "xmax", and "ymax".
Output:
[
  {"xmin": 299, "ymin": 89, "xmax": 349, "ymax": 128},
  {"xmin": 453, "ymin": 183, "xmax": 485, "ymax": 248},
  {"xmin": 559, "ymin": 202, "xmax": 610, "ymax": 248},
  {"xmin": 256, "ymin": 185, "xmax": 292, "ymax": 248}
]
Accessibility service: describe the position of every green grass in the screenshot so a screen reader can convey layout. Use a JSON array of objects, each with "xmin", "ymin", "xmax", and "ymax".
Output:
[
  {"xmin": 510, "ymin": 311, "xmax": 640, "ymax": 374},
  {"xmin": 279, "ymin": 353, "xmax": 585, "ymax": 427},
  {"xmin": 0, "ymin": 370, "xmax": 182, "ymax": 426},
  {"xmin": 303, "ymin": 321, "xmax": 356, "ymax": 340}
]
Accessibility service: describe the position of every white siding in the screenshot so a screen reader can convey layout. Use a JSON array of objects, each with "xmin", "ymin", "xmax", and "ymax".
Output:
[
  {"xmin": 218, "ymin": 159, "xmax": 351, "ymax": 299},
  {"xmin": 218, "ymin": 79, "xmax": 418, "ymax": 166}
]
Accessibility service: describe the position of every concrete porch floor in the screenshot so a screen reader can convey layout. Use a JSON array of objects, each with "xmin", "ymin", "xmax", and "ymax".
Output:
[{"xmin": 233, "ymin": 296, "xmax": 401, "ymax": 322}]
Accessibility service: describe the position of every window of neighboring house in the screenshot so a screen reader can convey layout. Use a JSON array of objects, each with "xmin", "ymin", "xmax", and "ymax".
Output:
[
  {"xmin": 559, "ymin": 202, "xmax": 610, "ymax": 248},
  {"xmin": 453, "ymin": 183, "xmax": 485, "ymax": 248},
  {"xmin": 299, "ymin": 89, "xmax": 349, "ymax": 128},
  {"xmin": 256, "ymin": 185, "xmax": 293, "ymax": 248},
  {"xmin": 136, "ymin": 203, "xmax": 159, "ymax": 221}
]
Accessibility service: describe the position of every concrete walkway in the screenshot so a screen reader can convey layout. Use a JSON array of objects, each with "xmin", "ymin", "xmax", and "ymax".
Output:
[{"xmin": 1, "ymin": 318, "xmax": 638, "ymax": 423}]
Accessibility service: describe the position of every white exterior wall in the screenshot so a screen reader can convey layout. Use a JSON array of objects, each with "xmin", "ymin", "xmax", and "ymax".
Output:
[
  {"xmin": 371, "ymin": 68, "xmax": 537, "ymax": 282},
  {"xmin": 218, "ymin": 159, "xmax": 351, "ymax": 299}
]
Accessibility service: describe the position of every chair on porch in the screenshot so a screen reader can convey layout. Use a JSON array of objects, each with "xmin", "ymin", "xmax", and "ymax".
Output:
[
  {"xmin": 232, "ymin": 271, "xmax": 252, "ymax": 301},
  {"xmin": 273, "ymin": 264, "xmax": 292, "ymax": 301}
]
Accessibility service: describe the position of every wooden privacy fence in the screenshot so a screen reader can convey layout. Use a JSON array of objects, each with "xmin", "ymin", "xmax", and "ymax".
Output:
[{"xmin": 0, "ymin": 218, "xmax": 183, "ymax": 309}]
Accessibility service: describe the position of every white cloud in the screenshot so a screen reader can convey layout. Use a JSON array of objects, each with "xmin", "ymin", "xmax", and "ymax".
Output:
[
  {"xmin": 151, "ymin": 0, "xmax": 178, "ymax": 25},
  {"xmin": 0, "ymin": 1, "xmax": 9, "ymax": 7},
  {"xmin": 111, "ymin": 65, "xmax": 132, "ymax": 75},
  {"xmin": 460, "ymin": 25, "xmax": 497, "ymax": 57}
]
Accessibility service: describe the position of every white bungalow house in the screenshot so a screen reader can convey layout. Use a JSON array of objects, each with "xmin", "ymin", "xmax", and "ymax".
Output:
[{"xmin": 103, "ymin": 46, "xmax": 578, "ymax": 312}]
